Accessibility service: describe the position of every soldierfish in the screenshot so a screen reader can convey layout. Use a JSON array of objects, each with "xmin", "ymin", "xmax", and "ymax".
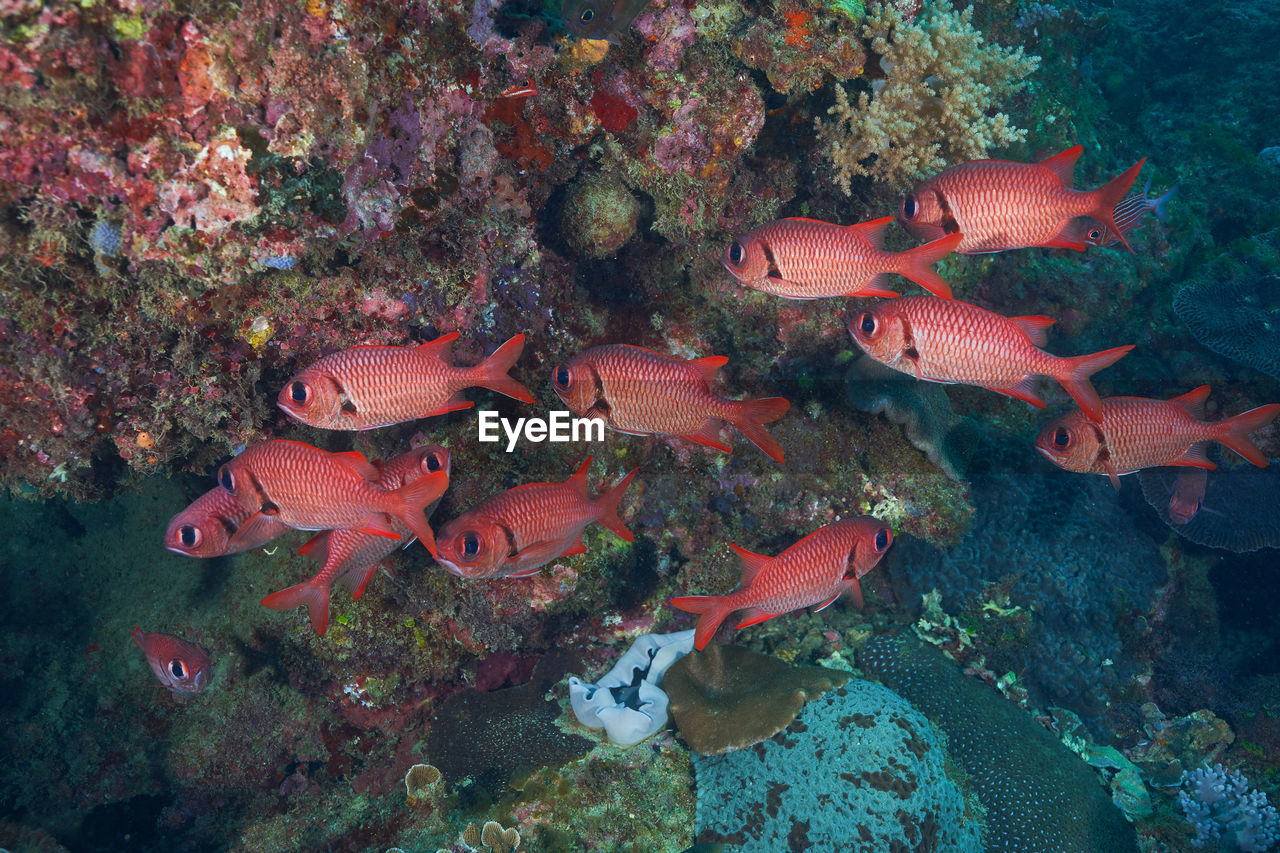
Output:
[
  {"xmin": 1072, "ymin": 180, "xmax": 1177, "ymax": 248},
  {"xmin": 846, "ymin": 295, "xmax": 1133, "ymax": 423},
  {"xmin": 165, "ymin": 485, "xmax": 288, "ymax": 558},
  {"xmin": 434, "ymin": 457, "xmax": 637, "ymax": 580},
  {"xmin": 669, "ymin": 517, "xmax": 894, "ymax": 651},
  {"xmin": 217, "ymin": 439, "xmax": 448, "ymax": 556},
  {"xmin": 721, "ymin": 217, "xmax": 963, "ymax": 300},
  {"xmin": 260, "ymin": 446, "xmax": 451, "ymax": 635},
  {"xmin": 277, "ymin": 333, "xmax": 534, "ymax": 431},
  {"xmin": 552, "ymin": 344, "xmax": 790, "ymax": 462},
  {"xmin": 1168, "ymin": 467, "xmax": 1208, "ymax": 525},
  {"xmin": 898, "ymin": 145, "xmax": 1146, "ymax": 253},
  {"xmin": 132, "ymin": 626, "xmax": 212, "ymax": 698},
  {"xmin": 1034, "ymin": 386, "xmax": 1280, "ymax": 489}
]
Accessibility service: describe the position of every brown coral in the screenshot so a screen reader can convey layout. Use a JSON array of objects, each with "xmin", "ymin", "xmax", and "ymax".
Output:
[
  {"xmin": 460, "ymin": 820, "xmax": 521, "ymax": 853},
  {"xmin": 663, "ymin": 643, "xmax": 848, "ymax": 755},
  {"xmin": 404, "ymin": 762, "xmax": 443, "ymax": 805}
]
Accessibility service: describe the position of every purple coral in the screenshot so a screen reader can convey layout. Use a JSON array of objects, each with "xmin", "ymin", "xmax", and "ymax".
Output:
[{"xmin": 1180, "ymin": 764, "xmax": 1280, "ymax": 852}]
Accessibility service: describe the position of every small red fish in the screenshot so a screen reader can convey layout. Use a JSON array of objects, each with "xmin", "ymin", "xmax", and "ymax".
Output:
[
  {"xmin": 1034, "ymin": 386, "xmax": 1280, "ymax": 489},
  {"xmin": 260, "ymin": 445, "xmax": 451, "ymax": 635},
  {"xmin": 669, "ymin": 517, "xmax": 894, "ymax": 650},
  {"xmin": 165, "ymin": 486, "xmax": 288, "ymax": 558},
  {"xmin": 1070, "ymin": 181, "xmax": 1177, "ymax": 248},
  {"xmin": 435, "ymin": 457, "xmax": 637, "ymax": 580},
  {"xmin": 217, "ymin": 439, "xmax": 448, "ymax": 555},
  {"xmin": 1168, "ymin": 467, "xmax": 1208, "ymax": 525},
  {"xmin": 552, "ymin": 344, "xmax": 790, "ymax": 462},
  {"xmin": 847, "ymin": 295, "xmax": 1133, "ymax": 423},
  {"xmin": 278, "ymin": 332, "xmax": 534, "ymax": 430},
  {"xmin": 132, "ymin": 626, "xmax": 212, "ymax": 698},
  {"xmin": 721, "ymin": 217, "xmax": 962, "ymax": 299},
  {"xmin": 898, "ymin": 145, "xmax": 1146, "ymax": 253}
]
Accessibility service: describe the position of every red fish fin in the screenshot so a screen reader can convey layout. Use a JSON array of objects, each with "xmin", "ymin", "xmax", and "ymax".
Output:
[
  {"xmin": 506, "ymin": 566, "xmax": 546, "ymax": 578},
  {"xmin": 846, "ymin": 579, "xmax": 865, "ymax": 609},
  {"xmin": 728, "ymin": 543, "xmax": 772, "ymax": 586},
  {"xmin": 1012, "ymin": 315, "xmax": 1056, "ymax": 347},
  {"xmin": 812, "ymin": 593, "xmax": 841, "ymax": 612},
  {"xmin": 1103, "ymin": 459, "xmax": 1122, "ymax": 491},
  {"xmin": 1040, "ymin": 145, "xmax": 1083, "ymax": 187},
  {"xmin": 296, "ymin": 532, "xmax": 329, "ymax": 560},
  {"xmin": 261, "ymin": 578, "xmax": 332, "ymax": 636},
  {"xmin": 1056, "ymin": 345, "xmax": 1134, "ymax": 423},
  {"xmin": 566, "ymin": 456, "xmax": 593, "ymax": 498},
  {"xmin": 1044, "ymin": 220, "xmax": 1090, "ymax": 251},
  {"xmin": 594, "ymin": 467, "xmax": 638, "ymax": 542},
  {"xmin": 993, "ymin": 377, "xmax": 1047, "ymax": 409},
  {"xmin": 668, "ymin": 596, "xmax": 731, "ymax": 651},
  {"xmin": 730, "ymin": 397, "xmax": 790, "ymax": 463},
  {"xmin": 893, "ymin": 232, "xmax": 962, "ymax": 299},
  {"xmin": 560, "ymin": 533, "xmax": 588, "ymax": 557},
  {"xmin": 423, "ymin": 393, "xmax": 476, "ymax": 417},
  {"xmin": 131, "ymin": 625, "xmax": 146, "ymax": 651},
  {"xmin": 333, "ymin": 451, "xmax": 381, "ymax": 481},
  {"xmin": 227, "ymin": 511, "xmax": 287, "ymax": 553},
  {"xmin": 356, "ymin": 516, "xmax": 404, "ymax": 541},
  {"xmin": 854, "ymin": 274, "xmax": 901, "ymax": 299},
  {"xmin": 689, "ymin": 355, "xmax": 729, "ymax": 384},
  {"xmin": 1089, "ymin": 158, "xmax": 1147, "ymax": 253},
  {"xmin": 416, "ymin": 331, "xmax": 461, "ymax": 358},
  {"xmin": 473, "ymin": 333, "xmax": 535, "ymax": 404},
  {"xmin": 337, "ymin": 562, "xmax": 381, "ymax": 600},
  {"xmin": 848, "ymin": 214, "xmax": 896, "ymax": 249},
  {"xmin": 1214, "ymin": 404, "xmax": 1280, "ymax": 467},
  {"xmin": 392, "ymin": 470, "xmax": 450, "ymax": 558},
  {"xmin": 682, "ymin": 421, "xmax": 734, "ymax": 455},
  {"xmin": 735, "ymin": 606, "xmax": 778, "ymax": 630},
  {"xmin": 1170, "ymin": 385, "xmax": 1211, "ymax": 419},
  {"xmin": 1169, "ymin": 441, "xmax": 1216, "ymax": 471}
]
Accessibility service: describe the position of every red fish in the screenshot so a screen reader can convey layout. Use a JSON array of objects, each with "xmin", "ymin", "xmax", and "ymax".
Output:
[
  {"xmin": 217, "ymin": 439, "xmax": 448, "ymax": 556},
  {"xmin": 846, "ymin": 295, "xmax": 1133, "ymax": 423},
  {"xmin": 277, "ymin": 332, "xmax": 534, "ymax": 430},
  {"xmin": 1071, "ymin": 180, "xmax": 1177, "ymax": 248},
  {"xmin": 165, "ymin": 486, "xmax": 288, "ymax": 558},
  {"xmin": 434, "ymin": 457, "xmax": 637, "ymax": 579},
  {"xmin": 132, "ymin": 626, "xmax": 212, "ymax": 698},
  {"xmin": 1168, "ymin": 467, "xmax": 1208, "ymax": 525},
  {"xmin": 1034, "ymin": 386, "xmax": 1280, "ymax": 489},
  {"xmin": 552, "ymin": 344, "xmax": 790, "ymax": 462},
  {"xmin": 260, "ymin": 446, "xmax": 451, "ymax": 635},
  {"xmin": 898, "ymin": 145, "xmax": 1146, "ymax": 253},
  {"xmin": 721, "ymin": 217, "xmax": 963, "ymax": 299},
  {"xmin": 669, "ymin": 517, "xmax": 893, "ymax": 650}
]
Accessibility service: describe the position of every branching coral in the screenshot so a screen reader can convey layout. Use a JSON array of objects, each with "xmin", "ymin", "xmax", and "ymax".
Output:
[{"xmin": 815, "ymin": 1, "xmax": 1039, "ymax": 190}]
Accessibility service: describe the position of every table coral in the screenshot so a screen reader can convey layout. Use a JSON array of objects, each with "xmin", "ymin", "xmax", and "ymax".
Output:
[{"xmin": 815, "ymin": 1, "xmax": 1039, "ymax": 189}]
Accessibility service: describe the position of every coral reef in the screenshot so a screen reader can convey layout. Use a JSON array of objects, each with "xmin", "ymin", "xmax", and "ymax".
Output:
[
  {"xmin": 815, "ymin": 1, "xmax": 1039, "ymax": 189},
  {"xmin": 1138, "ymin": 464, "xmax": 1280, "ymax": 553},
  {"xmin": 693, "ymin": 679, "xmax": 981, "ymax": 851},
  {"xmin": 1180, "ymin": 764, "xmax": 1280, "ymax": 853},
  {"xmin": 1174, "ymin": 275, "xmax": 1280, "ymax": 382},
  {"xmin": 558, "ymin": 171, "xmax": 642, "ymax": 259}
]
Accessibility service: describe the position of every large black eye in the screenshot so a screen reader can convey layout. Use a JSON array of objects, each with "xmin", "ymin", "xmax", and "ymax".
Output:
[
  {"xmin": 462, "ymin": 532, "xmax": 481, "ymax": 559},
  {"xmin": 1053, "ymin": 427, "xmax": 1072, "ymax": 449},
  {"xmin": 218, "ymin": 467, "xmax": 234, "ymax": 492},
  {"xmin": 902, "ymin": 195, "xmax": 918, "ymax": 221},
  {"xmin": 179, "ymin": 525, "xmax": 201, "ymax": 548},
  {"xmin": 288, "ymin": 381, "xmax": 310, "ymax": 405},
  {"xmin": 728, "ymin": 242, "xmax": 744, "ymax": 265},
  {"xmin": 1088, "ymin": 228, "xmax": 1102, "ymax": 241},
  {"xmin": 858, "ymin": 313, "xmax": 877, "ymax": 337},
  {"xmin": 874, "ymin": 528, "xmax": 891, "ymax": 551},
  {"xmin": 554, "ymin": 364, "xmax": 571, "ymax": 390},
  {"xmin": 425, "ymin": 451, "xmax": 443, "ymax": 472},
  {"xmin": 170, "ymin": 659, "xmax": 186, "ymax": 679},
  {"xmin": 579, "ymin": 6, "xmax": 594, "ymax": 23}
]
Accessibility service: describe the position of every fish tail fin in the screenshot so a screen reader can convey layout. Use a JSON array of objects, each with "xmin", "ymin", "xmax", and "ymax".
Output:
[
  {"xmin": 731, "ymin": 397, "xmax": 790, "ymax": 463},
  {"xmin": 893, "ymin": 232, "xmax": 962, "ymax": 299},
  {"xmin": 1090, "ymin": 158, "xmax": 1147, "ymax": 252},
  {"xmin": 1056, "ymin": 345, "xmax": 1134, "ymax": 423},
  {"xmin": 391, "ymin": 470, "xmax": 450, "ymax": 558},
  {"xmin": 1153, "ymin": 184, "xmax": 1178, "ymax": 222},
  {"xmin": 473, "ymin": 333, "xmax": 535, "ymax": 403},
  {"xmin": 261, "ymin": 578, "xmax": 332, "ymax": 636},
  {"xmin": 594, "ymin": 467, "xmax": 638, "ymax": 542},
  {"xmin": 668, "ymin": 595, "xmax": 732, "ymax": 650},
  {"xmin": 1215, "ymin": 404, "xmax": 1280, "ymax": 467}
]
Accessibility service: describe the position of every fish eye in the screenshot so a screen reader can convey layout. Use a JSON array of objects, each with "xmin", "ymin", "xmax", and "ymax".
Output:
[
  {"xmin": 1088, "ymin": 228, "xmax": 1102, "ymax": 241},
  {"xmin": 579, "ymin": 6, "xmax": 594, "ymax": 23},
  {"xmin": 462, "ymin": 532, "xmax": 481, "ymax": 559},
  {"xmin": 857, "ymin": 312, "xmax": 877, "ymax": 337},
  {"xmin": 170, "ymin": 659, "xmax": 186, "ymax": 679},
  {"xmin": 728, "ymin": 241, "xmax": 745, "ymax": 265},
  {"xmin": 425, "ymin": 451, "xmax": 444, "ymax": 472},
  {"xmin": 1052, "ymin": 426, "xmax": 1072, "ymax": 449},
  {"xmin": 554, "ymin": 364, "xmax": 571, "ymax": 390},
  {"xmin": 179, "ymin": 525, "xmax": 201, "ymax": 548},
  {"xmin": 218, "ymin": 467, "xmax": 234, "ymax": 493},
  {"xmin": 288, "ymin": 381, "xmax": 310, "ymax": 406},
  {"xmin": 902, "ymin": 195, "xmax": 918, "ymax": 221},
  {"xmin": 874, "ymin": 528, "xmax": 892, "ymax": 552}
]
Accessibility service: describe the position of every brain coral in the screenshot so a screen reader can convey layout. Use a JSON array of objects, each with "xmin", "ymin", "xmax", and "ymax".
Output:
[
  {"xmin": 860, "ymin": 633, "xmax": 1137, "ymax": 853},
  {"xmin": 1174, "ymin": 275, "xmax": 1280, "ymax": 380},
  {"xmin": 692, "ymin": 679, "xmax": 982, "ymax": 852}
]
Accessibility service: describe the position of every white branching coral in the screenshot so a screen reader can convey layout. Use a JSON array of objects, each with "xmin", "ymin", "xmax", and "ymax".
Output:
[{"xmin": 816, "ymin": 1, "xmax": 1040, "ymax": 190}]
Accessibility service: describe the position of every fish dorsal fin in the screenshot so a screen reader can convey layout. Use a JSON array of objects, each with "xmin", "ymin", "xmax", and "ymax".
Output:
[
  {"xmin": 848, "ymin": 215, "xmax": 897, "ymax": 249},
  {"xmin": 333, "ymin": 450, "xmax": 380, "ymax": 481},
  {"xmin": 1012, "ymin": 315, "xmax": 1056, "ymax": 347},
  {"xmin": 1170, "ymin": 385, "xmax": 1211, "ymax": 419},
  {"xmin": 1040, "ymin": 145, "xmax": 1083, "ymax": 187},
  {"xmin": 565, "ymin": 456, "xmax": 593, "ymax": 496},
  {"xmin": 690, "ymin": 356, "xmax": 729, "ymax": 384},
  {"xmin": 416, "ymin": 332, "xmax": 461, "ymax": 357},
  {"xmin": 728, "ymin": 543, "xmax": 772, "ymax": 586}
]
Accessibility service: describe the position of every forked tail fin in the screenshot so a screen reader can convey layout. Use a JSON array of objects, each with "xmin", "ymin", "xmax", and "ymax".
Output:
[
  {"xmin": 594, "ymin": 467, "xmax": 638, "ymax": 542},
  {"xmin": 392, "ymin": 469, "xmax": 450, "ymax": 558},
  {"xmin": 261, "ymin": 578, "xmax": 333, "ymax": 636},
  {"xmin": 1056, "ymin": 345, "xmax": 1134, "ymax": 423},
  {"xmin": 668, "ymin": 595, "xmax": 731, "ymax": 650},
  {"xmin": 731, "ymin": 397, "xmax": 790, "ymax": 463},
  {"xmin": 1214, "ymin": 404, "xmax": 1280, "ymax": 467},
  {"xmin": 473, "ymin": 334, "xmax": 535, "ymax": 403}
]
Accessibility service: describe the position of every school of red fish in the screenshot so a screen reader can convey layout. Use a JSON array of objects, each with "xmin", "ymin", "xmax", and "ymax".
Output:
[{"xmin": 140, "ymin": 145, "xmax": 1279, "ymax": 696}]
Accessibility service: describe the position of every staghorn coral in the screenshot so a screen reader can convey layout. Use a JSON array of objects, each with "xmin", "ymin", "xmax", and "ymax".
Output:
[{"xmin": 815, "ymin": 1, "xmax": 1039, "ymax": 190}]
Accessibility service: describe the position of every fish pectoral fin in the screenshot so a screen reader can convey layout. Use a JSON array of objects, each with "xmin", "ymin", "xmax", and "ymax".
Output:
[
  {"xmin": 734, "ymin": 607, "xmax": 778, "ymax": 630},
  {"xmin": 228, "ymin": 512, "xmax": 287, "ymax": 551},
  {"xmin": 1046, "ymin": 220, "xmax": 1090, "ymax": 251},
  {"xmin": 559, "ymin": 534, "xmax": 588, "ymax": 558},
  {"xmin": 1102, "ymin": 459, "xmax": 1122, "ymax": 491},
  {"xmin": 423, "ymin": 392, "xmax": 475, "ymax": 417},
  {"xmin": 681, "ymin": 421, "xmax": 734, "ymax": 454},
  {"xmin": 812, "ymin": 593, "xmax": 841, "ymax": 612},
  {"xmin": 356, "ymin": 514, "xmax": 404, "ymax": 541},
  {"xmin": 994, "ymin": 376, "xmax": 1047, "ymax": 409},
  {"xmin": 1170, "ymin": 442, "xmax": 1216, "ymax": 470}
]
